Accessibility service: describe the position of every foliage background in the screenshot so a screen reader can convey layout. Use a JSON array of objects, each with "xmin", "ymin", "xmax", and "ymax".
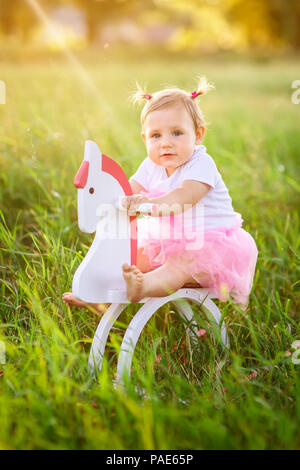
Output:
[{"xmin": 0, "ymin": 0, "xmax": 299, "ymax": 450}]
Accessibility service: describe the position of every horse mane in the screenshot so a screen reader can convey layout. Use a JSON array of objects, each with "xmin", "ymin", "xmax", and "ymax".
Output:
[{"xmin": 102, "ymin": 154, "xmax": 137, "ymax": 266}]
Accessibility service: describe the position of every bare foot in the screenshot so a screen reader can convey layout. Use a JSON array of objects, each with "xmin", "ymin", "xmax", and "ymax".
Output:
[
  {"xmin": 235, "ymin": 300, "xmax": 248, "ymax": 312},
  {"xmin": 62, "ymin": 292, "xmax": 107, "ymax": 314},
  {"xmin": 63, "ymin": 292, "xmax": 88, "ymax": 307},
  {"xmin": 240, "ymin": 302, "xmax": 248, "ymax": 312},
  {"xmin": 122, "ymin": 263, "xmax": 144, "ymax": 303}
]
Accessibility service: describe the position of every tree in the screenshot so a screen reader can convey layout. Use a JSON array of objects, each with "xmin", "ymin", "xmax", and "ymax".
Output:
[
  {"xmin": 226, "ymin": 0, "xmax": 300, "ymax": 50},
  {"xmin": 0, "ymin": 0, "xmax": 66, "ymax": 42},
  {"xmin": 0, "ymin": 0, "xmax": 39, "ymax": 42},
  {"xmin": 73, "ymin": 0, "xmax": 155, "ymax": 43}
]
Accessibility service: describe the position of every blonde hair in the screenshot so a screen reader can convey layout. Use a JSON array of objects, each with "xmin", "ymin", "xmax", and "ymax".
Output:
[{"xmin": 131, "ymin": 77, "xmax": 214, "ymax": 131}]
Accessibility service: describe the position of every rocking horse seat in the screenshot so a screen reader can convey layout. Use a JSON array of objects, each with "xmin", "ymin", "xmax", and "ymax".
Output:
[
  {"xmin": 183, "ymin": 282, "xmax": 203, "ymax": 288},
  {"xmin": 104, "ymin": 286, "xmax": 215, "ymax": 304}
]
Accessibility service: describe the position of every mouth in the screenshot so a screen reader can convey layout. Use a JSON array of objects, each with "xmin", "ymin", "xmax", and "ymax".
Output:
[{"xmin": 161, "ymin": 153, "xmax": 176, "ymax": 157}]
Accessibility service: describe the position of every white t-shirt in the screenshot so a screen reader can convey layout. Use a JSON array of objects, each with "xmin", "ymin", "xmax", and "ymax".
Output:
[{"xmin": 130, "ymin": 145, "xmax": 241, "ymax": 230}]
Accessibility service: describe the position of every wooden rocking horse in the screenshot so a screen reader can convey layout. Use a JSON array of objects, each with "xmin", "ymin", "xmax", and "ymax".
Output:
[{"xmin": 72, "ymin": 141, "xmax": 229, "ymax": 385}]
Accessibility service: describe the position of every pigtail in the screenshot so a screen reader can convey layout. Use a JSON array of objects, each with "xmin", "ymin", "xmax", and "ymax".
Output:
[
  {"xmin": 131, "ymin": 82, "xmax": 152, "ymax": 104},
  {"xmin": 191, "ymin": 76, "xmax": 214, "ymax": 99}
]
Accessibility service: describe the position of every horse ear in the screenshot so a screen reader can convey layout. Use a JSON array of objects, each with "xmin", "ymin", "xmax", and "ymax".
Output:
[{"xmin": 74, "ymin": 160, "xmax": 89, "ymax": 188}]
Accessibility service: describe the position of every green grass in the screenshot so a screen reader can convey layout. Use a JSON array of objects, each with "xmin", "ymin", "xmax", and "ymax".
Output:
[{"xmin": 0, "ymin": 52, "xmax": 299, "ymax": 450}]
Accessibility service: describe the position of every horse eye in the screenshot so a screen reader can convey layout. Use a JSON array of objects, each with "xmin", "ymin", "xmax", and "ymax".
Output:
[{"xmin": 89, "ymin": 187, "xmax": 94, "ymax": 194}]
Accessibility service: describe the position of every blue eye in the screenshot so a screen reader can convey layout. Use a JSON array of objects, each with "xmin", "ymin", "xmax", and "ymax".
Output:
[
  {"xmin": 152, "ymin": 133, "xmax": 160, "ymax": 139},
  {"xmin": 173, "ymin": 130, "xmax": 182, "ymax": 136}
]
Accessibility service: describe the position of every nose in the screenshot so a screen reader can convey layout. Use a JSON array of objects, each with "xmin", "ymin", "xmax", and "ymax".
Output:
[
  {"xmin": 161, "ymin": 135, "xmax": 172, "ymax": 148},
  {"xmin": 74, "ymin": 160, "xmax": 89, "ymax": 188}
]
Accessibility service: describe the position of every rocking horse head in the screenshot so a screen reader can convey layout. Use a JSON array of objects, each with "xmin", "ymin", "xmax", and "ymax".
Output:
[
  {"xmin": 74, "ymin": 140, "xmax": 132, "ymax": 233},
  {"xmin": 72, "ymin": 141, "xmax": 137, "ymax": 303}
]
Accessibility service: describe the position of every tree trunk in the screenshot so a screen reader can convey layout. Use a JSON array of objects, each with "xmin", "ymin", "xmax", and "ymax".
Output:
[{"xmin": 86, "ymin": 13, "xmax": 99, "ymax": 44}]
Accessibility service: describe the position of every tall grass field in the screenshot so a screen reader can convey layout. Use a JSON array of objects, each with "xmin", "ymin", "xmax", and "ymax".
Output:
[{"xmin": 0, "ymin": 54, "xmax": 299, "ymax": 450}]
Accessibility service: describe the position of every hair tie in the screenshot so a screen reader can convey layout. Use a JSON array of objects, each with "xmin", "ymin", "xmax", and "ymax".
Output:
[
  {"xmin": 191, "ymin": 90, "xmax": 204, "ymax": 99},
  {"xmin": 144, "ymin": 93, "xmax": 152, "ymax": 100}
]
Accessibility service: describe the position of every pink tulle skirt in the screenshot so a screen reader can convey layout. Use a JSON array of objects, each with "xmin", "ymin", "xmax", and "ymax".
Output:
[{"xmin": 137, "ymin": 208, "xmax": 258, "ymax": 307}]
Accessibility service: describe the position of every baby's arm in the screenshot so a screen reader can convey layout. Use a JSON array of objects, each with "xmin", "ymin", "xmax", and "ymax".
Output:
[
  {"xmin": 149, "ymin": 180, "xmax": 210, "ymax": 213},
  {"xmin": 124, "ymin": 180, "xmax": 211, "ymax": 216},
  {"xmin": 130, "ymin": 179, "xmax": 147, "ymax": 194}
]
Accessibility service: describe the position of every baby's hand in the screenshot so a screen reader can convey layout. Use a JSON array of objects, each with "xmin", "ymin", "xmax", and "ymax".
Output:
[{"xmin": 122, "ymin": 195, "xmax": 149, "ymax": 215}]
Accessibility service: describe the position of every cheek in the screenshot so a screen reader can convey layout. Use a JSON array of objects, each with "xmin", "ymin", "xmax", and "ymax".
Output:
[
  {"xmin": 177, "ymin": 135, "xmax": 190, "ymax": 147},
  {"xmin": 184, "ymin": 134, "xmax": 195, "ymax": 145},
  {"xmin": 147, "ymin": 140, "xmax": 158, "ymax": 151}
]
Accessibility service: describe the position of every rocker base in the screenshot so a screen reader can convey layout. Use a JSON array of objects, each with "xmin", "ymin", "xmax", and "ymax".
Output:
[{"xmin": 88, "ymin": 288, "xmax": 229, "ymax": 385}]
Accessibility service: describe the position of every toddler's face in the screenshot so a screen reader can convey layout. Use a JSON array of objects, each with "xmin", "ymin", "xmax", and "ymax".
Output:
[{"xmin": 142, "ymin": 102, "xmax": 204, "ymax": 176}]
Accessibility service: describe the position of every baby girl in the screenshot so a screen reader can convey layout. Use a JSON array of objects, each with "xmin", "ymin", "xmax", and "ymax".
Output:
[{"xmin": 63, "ymin": 78, "xmax": 258, "ymax": 311}]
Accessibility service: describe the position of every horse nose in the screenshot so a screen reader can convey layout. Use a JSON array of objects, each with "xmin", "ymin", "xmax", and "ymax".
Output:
[{"xmin": 74, "ymin": 160, "xmax": 89, "ymax": 188}]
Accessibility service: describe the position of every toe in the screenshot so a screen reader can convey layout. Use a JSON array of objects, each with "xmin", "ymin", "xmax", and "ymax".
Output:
[
  {"xmin": 63, "ymin": 292, "xmax": 72, "ymax": 298},
  {"xmin": 122, "ymin": 263, "xmax": 131, "ymax": 272},
  {"xmin": 123, "ymin": 269, "xmax": 132, "ymax": 280}
]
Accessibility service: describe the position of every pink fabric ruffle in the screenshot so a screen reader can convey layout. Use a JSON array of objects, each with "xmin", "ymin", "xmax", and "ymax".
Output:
[{"xmin": 138, "ymin": 190, "xmax": 258, "ymax": 307}]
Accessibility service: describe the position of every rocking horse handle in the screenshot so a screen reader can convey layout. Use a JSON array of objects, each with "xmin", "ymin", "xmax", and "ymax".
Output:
[
  {"xmin": 137, "ymin": 203, "xmax": 158, "ymax": 215},
  {"xmin": 116, "ymin": 197, "xmax": 158, "ymax": 215}
]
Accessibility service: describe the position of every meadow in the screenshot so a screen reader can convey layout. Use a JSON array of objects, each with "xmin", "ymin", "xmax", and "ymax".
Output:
[{"xmin": 0, "ymin": 52, "xmax": 299, "ymax": 449}]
